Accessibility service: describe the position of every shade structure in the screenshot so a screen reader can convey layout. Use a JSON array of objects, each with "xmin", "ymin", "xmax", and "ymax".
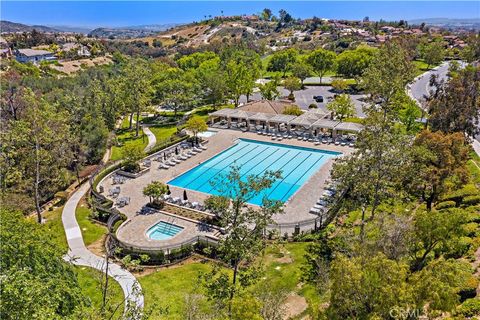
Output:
[
  {"xmin": 248, "ymin": 112, "xmax": 276, "ymax": 122},
  {"xmin": 312, "ymin": 118, "xmax": 340, "ymax": 130},
  {"xmin": 268, "ymin": 114, "xmax": 297, "ymax": 124},
  {"xmin": 334, "ymin": 121, "xmax": 365, "ymax": 133},
  {"xmin": 228, "ymin": 109, "xmax": 257, "ymax": 120},
  {"xmin": 209, "ymin": 108, "xmax": 236, "ymax": 117}
]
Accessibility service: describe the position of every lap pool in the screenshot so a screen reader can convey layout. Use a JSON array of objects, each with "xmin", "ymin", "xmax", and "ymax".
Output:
[{"xmin": 168, "ymin": 139, "xmax": 341, "ymax": 205}]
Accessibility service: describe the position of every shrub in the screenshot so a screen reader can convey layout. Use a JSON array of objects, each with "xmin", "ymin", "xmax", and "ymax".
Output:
[
  {"xmin": 463, "ymin": 195, "xmax": 480, "ymax": 206},
  {"xmin": 112, "ymin": 220, "xmax": 124, "ymax": 233},
  {"xmin": 456, "ymin": 298, "xmax": 480, "ymax": 317},
  {"xmin": 435, "ymin": 200, "xmax": 456, "ymax": 210},
  {"xmin": 55, "ymin": 191, "xmax": 69, "ymax": 205},
  {"xmin": 308, "ymin": 103, "xmax": 318, "ymax": 109},
  {"xmin": 282, "ymin": 105, "xmax": 303, "ymax": 116},
  {"xmin": 442, "ymin": 184, "xmax": 478, "ymax": 202}
]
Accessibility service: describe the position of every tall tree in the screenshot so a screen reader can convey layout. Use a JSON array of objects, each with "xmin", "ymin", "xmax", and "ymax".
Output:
[
  {"xmin": 202, "ymin": 166, "xmax": 283, "ymax": 316},
  {"xmin": 427, "ymin": 65, "xmax": 480, "ymax": 138},
  {"xmin": 2, "ymin": 89, "xmax": 72, "ymax": 222},
  {"xmin": 421, "ymin": 41, "xmax": 445, "ymax": 68},
  {"xmin": 406, "ymin": 130, "xmax": 469, "ymax": 211},
  {"xmin": 266, "ymin": 48, "xmax": 298, "ymax": 77},
  {"xmin": 326, "ymin": 94, "xmax": 355, "ymax": 120},
  {"xmin": 336, "ymin": 45, "xmax": 376, "ymax": 79},
  {"xmin": 306, "ymin": 49, "xmax": 336, "ymax": 84},
  {"xmin": 155, "ymin": 67, "xmax": 197, "ymax": 117},
  {"xmin": 291, "ymin": 60, "xmax": 312, "ymax": 87},
  {"xmin": 123, "ymin": 58, "xmax": 153, "ymax": 136}
]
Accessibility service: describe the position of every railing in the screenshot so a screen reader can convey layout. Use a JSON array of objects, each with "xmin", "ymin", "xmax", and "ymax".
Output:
[{"xmin": 113, "ymin": 234, "xmax": 219, "ymax": 254}]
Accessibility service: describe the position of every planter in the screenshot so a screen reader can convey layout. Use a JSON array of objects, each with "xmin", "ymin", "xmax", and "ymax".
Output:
[{"xmin": 117, "ymin": 166, "xmax": 150, "ymax": 178}]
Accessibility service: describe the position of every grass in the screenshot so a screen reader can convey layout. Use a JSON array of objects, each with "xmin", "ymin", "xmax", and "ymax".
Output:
[
  {"xmin": 138, "ymin": 242, "xmax": 323, "ymax": 319},
  {"xmin": 76, "ymin": 203, "xmax": 107, "ymax": 246},
  {"xmin": 467, "ymin": 151, "xmax": 480, "ymax": 185},
  {"xmin": 149, "ymin": 125, "xmax": 178, "ymax": 146},
  {"xmin": 412, "ymin": 59, "xmax": 441, "ymax": 76},
  {"xmin": 111, "ymin": 128, "xmax": 149, "ymax": 161},
  {"xmin": 138, "ymin": 261, "xmax": 214, "ymax": 319},
  {"xmin": 75, "ymin": 266, "xmax": 125, "ymax": 316},
  {"xmin": 43, "ymin": 205, "xmax": 68, "ymax": 253}
]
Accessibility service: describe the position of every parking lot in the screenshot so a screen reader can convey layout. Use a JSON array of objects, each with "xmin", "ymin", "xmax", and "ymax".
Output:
[{"xmin": 239, "ymin": 85, "xmax": 367, "ymax": 117}]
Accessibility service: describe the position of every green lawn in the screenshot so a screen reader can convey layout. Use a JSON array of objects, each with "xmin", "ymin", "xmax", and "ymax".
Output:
[
  {"xmin": 149, "ymin": 125, "xmax": 178, "ymax": 146},
  {"xmin": 412, "ymin": 59, "xmax": 441, "ymax": 76},
  {"xmin": 111, "ymin": 128, "xmax": 149, "ymax": 161},
  {"xmin": 76, "ymin": 266, "xmax": 125, "ymax": 317},
  {"xmin": 138, "ymin": 242, "xmax": 322, "ymax": 319},
  {"xmin": 43, "ymin": 205, "xmax": 68, "ymax": 253},
  {"xmin": 468, "ymin": 151, "xmax": 480, "ymax": 185},
  {"xmin": 76, "ymin": 204, "xmax": 107, "ymax": 246}
]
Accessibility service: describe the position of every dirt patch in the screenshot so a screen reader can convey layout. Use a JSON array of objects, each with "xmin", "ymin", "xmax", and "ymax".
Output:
[
  {"xmin": 134, "ymin": 255, "xmax": 215, "ymax": 277},
  {"xmin": 274, "ymin": 255, "xmax": 293, "ymax": 264},
  {"xmin": 52, "ymin": 56, "xmax": 112, "ymax": 75},
  {"xmin": 87, "ymin": 234, "xmax": 107, "ymax": 256},
  {"xmin": 283, "ymin": 292, "xmax": 308, "ymax": 320}
]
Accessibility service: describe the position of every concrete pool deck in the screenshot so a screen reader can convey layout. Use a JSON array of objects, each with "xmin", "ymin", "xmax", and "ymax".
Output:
[{"xmin": 99, "ymin": 128, "xmax": 352, "ymax": 248}]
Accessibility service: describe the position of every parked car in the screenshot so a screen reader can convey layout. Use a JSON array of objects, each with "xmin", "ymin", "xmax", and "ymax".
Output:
[{"xmin": 313, "ymin": 95, "xmax": 324, "ymax": 103}]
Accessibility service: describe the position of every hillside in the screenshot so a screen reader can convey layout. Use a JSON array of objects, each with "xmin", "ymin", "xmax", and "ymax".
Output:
[
  {"xmin": 88, "ymin": 24, "xmax": 180, "ymax": 39},
  {"xmin": 0, "ymin": 20, "xmax": 59, "ymax": 33}
]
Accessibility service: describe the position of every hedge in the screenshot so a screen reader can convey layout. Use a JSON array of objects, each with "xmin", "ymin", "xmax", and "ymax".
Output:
[
  {"xmin": 463, "ymin": 195, "xmax": 480, "ymax": 206},
  {"xmin": 435, "ymin": 200, "xmax": 456, "ymax": 210},
  {"xmin": 456, "ymin": 298, "xmax": 480, "ymax": 317},
  {"xmin": 442, "ymin": 184, "xmax": 479, "ymax": 202}
]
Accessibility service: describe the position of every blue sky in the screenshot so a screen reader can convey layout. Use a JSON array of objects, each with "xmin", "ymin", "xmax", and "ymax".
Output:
[{"xmin": 1, "ymin": 1, "xmax": 478, "ymax": 28}]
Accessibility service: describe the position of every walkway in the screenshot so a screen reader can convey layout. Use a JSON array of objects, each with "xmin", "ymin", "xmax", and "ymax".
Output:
[
  {"xmin": 143, "ymin": 126, "xmax": 156, "ymax": 152},
  {"xmin": 62, "ymin": 183, "xmax": 144, "ymax": 312}
]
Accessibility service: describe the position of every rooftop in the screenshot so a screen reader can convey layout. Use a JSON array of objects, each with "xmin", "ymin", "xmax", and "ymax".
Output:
[{"xmin": 16, "ymin": 48, "xmax": 53, "ymax": 57}]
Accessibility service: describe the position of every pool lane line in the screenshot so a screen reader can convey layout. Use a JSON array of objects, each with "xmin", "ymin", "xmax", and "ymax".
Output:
[
  {"xmin": 248, "ymin": 150, "xmax": 304, "ymax": 203},
  {"xmin": 194, "ymin": 144, "xmax": 270, "ymax": 191},
  {"xmin": 265, "ymin": 153, "xmax": 315, "ymax": 200},
  {"xmin": 206, "ymin": 147, "xmax": 291, "ymax": 194},
  {"xmin": 177, "ymin": 142, "xmax": 254, "ymax": 188},
  {"xmin": 279, "ymin": 155, "xmax": 326, "ymax": 202}
]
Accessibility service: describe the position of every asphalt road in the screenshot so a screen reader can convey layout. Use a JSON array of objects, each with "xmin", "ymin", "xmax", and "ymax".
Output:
[{"xmin": 239, "ymin": 85, "xmax": 368, "ymax": 117}]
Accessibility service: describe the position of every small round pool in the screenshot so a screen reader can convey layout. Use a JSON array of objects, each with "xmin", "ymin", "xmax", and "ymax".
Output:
[
  {"xmin": 197, "ymin": 130, "xmax": 217, "ymax": 138},
  {"xmin": 146, "ymin": 221, "xmax": 184, "ymax": 240}
]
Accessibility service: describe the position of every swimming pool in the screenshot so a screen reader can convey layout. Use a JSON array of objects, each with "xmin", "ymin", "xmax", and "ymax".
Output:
[
  {"xmin": 197, "ymin": 130, "xmax": 218, "ymax": 138},
  {"xmin": 146, "ymin": 221, "xmax": 184, "ymax": 240},
  {"xmin": 168, "ymin": 139, "xmax": 340, "ymax": 205}
]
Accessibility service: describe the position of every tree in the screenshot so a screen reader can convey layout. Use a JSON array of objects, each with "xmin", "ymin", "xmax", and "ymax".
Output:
[
  {"xmin": 2, "ymin": 89, "xmax": 71, "ymax": 223},
  {"xmin": 362, "ymin": 41, "xmax": 415, "ymax": 110},
  {"xmin": 306, "ymin": 49, "xmax": 336, "ymax": 84},
  {"xmin": 290, "ymin": 60, "xmax": 312, "ymax": 86},
  {"xmin": 177, "ymin": 51, "xmax": 218, "ymax": 70},
  {"xmin": 203, "ymin": 165, "xmax": 283, "ymax": 316},
  {"xmin": 196, "ymin": 57, "xmax": 228, "ymax": 109},
  {"xmin": 267, "ymin": 48, "xmax": 297, "ymax": 77},
  {"xmin": 123, "ymin": 58, "xmax": 153, "ymax": 136},
  {"xmin": 259, "ymin": 76, "xmax": 280, "ymax": 101},
  {"xmin": 398, "ymin": 95, "xmax": 422, "ymax": 134},
  {"xmin": 336, "ymin": 46, "xmax": 376, "ymax": 79},
  {"xmin": 0, "ymin": 209, "xmax": 87, "ymax": 318},
  {"xmin": 155, "ymin": 67, "xmax": 197, "ymax": 117},
  {"xmin": 282, "ymin": 77, "xmax": 301, "ymax": 99},
  {"xmin": 282, "ymin": 105, "xmax": 303, "ymax": 116},
  {"xmin": 143, "ymin": 181, "xmax": 168, "ymax": 205},
  {"xmin": 121, "ymin": 144, "xmax": 144, "ymax": 173},
  {"xmin": 260, "ymin": 8, "xmax": 272, "ymax": 21},
  {"xmin": 407, "ymin": 130, "xmax": 469, "ymax": 211},
  {"xmin": 185, "ymin": 116, "xmax": 208, "ymax": 144},
  {"xmin": 422, "ymin": 41, "xmax": 445, "ymax": 68},
  {"xmin": 326, "ymin": 94, "xmax": 355, "ymax": 120},
  {"xmin": 330, "ymin": 79, "xmax": 348, "ymax": 92},
  {"xmin": 427, "ymin": 65, "xmax": 480, "ymax": 138}
]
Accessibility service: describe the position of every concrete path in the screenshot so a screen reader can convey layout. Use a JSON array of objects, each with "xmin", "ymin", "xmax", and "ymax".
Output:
[
  {"xmin": 143, "ymin": 127, "xmax": 156, "ymax": 152},
  {"xmin": 62, "ymin": 183, "xmax": 144, "ymax": 312}
]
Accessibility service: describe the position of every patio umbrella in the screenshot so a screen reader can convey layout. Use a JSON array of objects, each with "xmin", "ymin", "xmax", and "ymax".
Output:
[
  {"xmin": 163, "ymin": 153, "xmax": 167, "ymax": 160},
  {"xmin": 175, "ymin": 147, "xmax": 178, "ymax": 155},
  {"xmin": 167, "ymin": 185, "xmax": 171, "ymax": 195},
  {"xmin": 183, "ymin": 189, "xmax": 188, "ymax": 201}
]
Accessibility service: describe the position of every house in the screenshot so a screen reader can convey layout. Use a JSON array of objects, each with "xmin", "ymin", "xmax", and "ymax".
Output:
[
  {"xmin": 15, "ymin": 49, "xmax": 56, "ymax": 63},
  {"xmin": 62, "ymin": 42, "xmax": 91, "ymax": 57},
  {"xmin": 237, "ymin": 99, "xmax": 294, "ymax": 114}
]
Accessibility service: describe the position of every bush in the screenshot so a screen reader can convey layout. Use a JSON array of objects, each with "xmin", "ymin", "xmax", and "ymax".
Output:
[
  {"xmin": 442, "ymin": 184, "xmax": 479, "ymax": 202},
  {"xmin": 308, "ymin": 103, "xmax": 318, "ymax": 109},
  {"xmin": 112, "ymin": 220, "xmax": 124, "ymax": 233},
  {"xmin": 54, "ymin": 191, "xmax": 69, "ymax": 206},
  {"xmin": 456, "ymin": 298, "xmax": 480, "ymax": 317},
  {"xmin": 463, "ymin": 195, "xmax": 480, "ymax": 206},
  {"xmin": 435, "ymin": 200, "xmax": 456, "ymax": 210}
]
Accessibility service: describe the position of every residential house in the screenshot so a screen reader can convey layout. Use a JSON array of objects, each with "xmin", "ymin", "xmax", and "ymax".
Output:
[{"xmin": 15, "ymin": 48, "xmax": 56, "ymax": 63}]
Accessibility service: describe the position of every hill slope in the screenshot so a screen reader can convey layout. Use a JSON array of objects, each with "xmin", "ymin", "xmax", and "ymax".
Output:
[{"xmin": 0, "ymin": 20, "xmax": 59, "ymax": 33}]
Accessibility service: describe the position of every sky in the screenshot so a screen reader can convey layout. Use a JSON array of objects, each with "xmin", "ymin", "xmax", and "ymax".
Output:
[{"xmin": 1, "ymin": 1, "xmax": 479, "ymax": 28}]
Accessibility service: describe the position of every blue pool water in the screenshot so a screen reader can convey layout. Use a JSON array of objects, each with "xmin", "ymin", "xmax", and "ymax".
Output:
[
  {"xmin": 146, "ymin": 221, "xmax": 184, "ymax": 240},
  {"xmin": 168, "ymin": 139, "xmax": 341, "ymax": 205}
]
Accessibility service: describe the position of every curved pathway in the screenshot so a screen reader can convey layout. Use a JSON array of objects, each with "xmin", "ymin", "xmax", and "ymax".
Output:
[
  {"xmin": 143, "ymin": 126, "xmax": 156, "ymax": 152},
  {"xmin": 62, "ymin": 183, "xmax": 144, "ymax": 311}
]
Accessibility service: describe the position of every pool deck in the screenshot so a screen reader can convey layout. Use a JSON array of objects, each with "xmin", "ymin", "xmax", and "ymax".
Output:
[{"xmin": 99, "ymin": 128, "xmax": 351, "ymax": 249}]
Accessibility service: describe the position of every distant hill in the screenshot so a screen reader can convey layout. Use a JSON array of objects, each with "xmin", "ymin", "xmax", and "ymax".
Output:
[
  {"xmin": 408, "ymin": 18, "xmax": 480, "ymax": 30},
  {"xmin": 0, "ymin": 20, "xmax": 60, "ymax": 33},
  {"xmin": 88, "ymin": 24, "xmax": 180, "ymax": 39},
  {"xmin": 48, "ymin": 25, "xmax": 92, "ymax": 34}
]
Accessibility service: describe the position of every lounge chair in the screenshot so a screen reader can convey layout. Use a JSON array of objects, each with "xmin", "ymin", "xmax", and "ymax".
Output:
[{"xmin": 309, "ymin": 207, "xmax": 322, "ymax": 214}]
